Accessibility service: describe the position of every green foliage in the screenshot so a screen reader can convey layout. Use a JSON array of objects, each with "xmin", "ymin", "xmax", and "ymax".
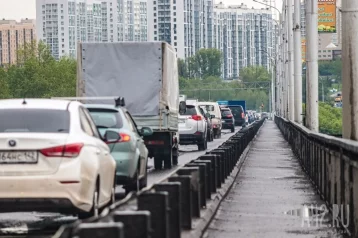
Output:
[
  {"xmin": 303, "ymin": 102, "xmax": 342, "ymax": 135},
  {"xmin": 239, "ymin": 66, "xmax": 271, "ymax": 82},
  {"xmin": 319, "ymin": 102, "xmax": 342, "ymax": 135},
  {"xmin": 0, "ymin": 41, "xmax": 76, "ymax": 99},
  {"xmin": 179, "ymin": 66, "xmax": 271, "ymax": 112},
  {"xmin": 178, "ymin": 48, "xmax": 222, "ymax": 78}
]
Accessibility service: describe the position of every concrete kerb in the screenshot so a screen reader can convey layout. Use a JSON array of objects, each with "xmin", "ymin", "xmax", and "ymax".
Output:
[{"xmin": 181, "ymin": 120, "xmax": 266, "ymax": 238}]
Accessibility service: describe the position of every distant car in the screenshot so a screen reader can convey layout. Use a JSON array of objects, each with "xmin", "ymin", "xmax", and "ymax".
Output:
[
  {"xmin": 228, "ymin": 105, "xmax": 245, "ymax": 126},
  {"xmin": 199, "ymin": 106, "xmax": 214, "ymax": 142},
  {"xmin": 197, "ymin": 102, "xmax": 222, "ymax": 139},
  {"xmin": 221, "ymin": 108, "xmax": 235, "ymax": 132},
  {"xmin": 85, "ymin": 103, "xmax": 153, "ymax": 194},
  {"xmin": 179, "ymin": 103, "xmax": 208, "ymax": 150},
  {"xmin": 0, "ymin": 99, "xmax": 117, "ymax": 219},
  {"xmin": 261, "ymin": 112, "xmax": 268, "ymax": 119}
]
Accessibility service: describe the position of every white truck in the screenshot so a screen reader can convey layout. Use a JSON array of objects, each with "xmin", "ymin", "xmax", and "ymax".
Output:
[{"xmin": 76, "ymin": 42, "xmax": 182, "ymax": 170}]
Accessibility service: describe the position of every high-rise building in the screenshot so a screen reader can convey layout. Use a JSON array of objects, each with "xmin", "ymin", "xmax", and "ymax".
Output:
[
  {"xmin": 0, "ymin": 19, "xmax": 36, "ymax": 65},
  {"xmin": 36, "ymin": 0, "xmax": 147, "ymax": 59},
  {"xmin": 213, "ymin": 3, "xmax": 275, "ymax": 80},
  {"xmin": 147, "ymin": 0, "xmax": 212, "ymax": 59}
]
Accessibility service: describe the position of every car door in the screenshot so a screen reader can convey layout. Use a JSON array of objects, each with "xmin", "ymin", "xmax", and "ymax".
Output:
[
  {"xmin": 124, "ymin": 111, "xmax": 147, "ymax": 178},
  {"xmin": 80, "ymin": 107, "xmax": 114, "ymax": 205}
]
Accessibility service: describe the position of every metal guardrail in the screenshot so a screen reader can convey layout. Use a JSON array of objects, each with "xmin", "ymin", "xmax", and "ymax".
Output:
[
  {"xmin": 275, "ymin": 116, "xmax": 357, "ymax": 237},
  {"xmin": 53, "ymin": 119, "xmax": 265, "ymax": 238}
]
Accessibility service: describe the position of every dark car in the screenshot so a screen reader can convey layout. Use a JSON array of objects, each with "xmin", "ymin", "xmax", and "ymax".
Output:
[
  {"xmin": 228, "ymin": 105, "xmax": 245, "ymax": 126},
  {"xmin": 221, "ymin": 108, "xmax": 235, "ymax": 132}
]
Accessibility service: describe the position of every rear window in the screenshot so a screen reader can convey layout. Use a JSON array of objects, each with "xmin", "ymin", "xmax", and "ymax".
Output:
[
  {"xmin": 180, "ymin": 105, "xmax": 197, "ymax": 116},
  {"xmin": 0, "ymin": 109, "xmax": 70, "ymax": 133},
  {"xmin": 221, "ymin": 110, "xmax": 232, "ymax": 116},
  {"xmin": 229, "ymin": 106, "xmax": 243, "ymax": 117},
  {"xmin": 87, "ymin": 109, "xmax": 123, "ymax": 129}
]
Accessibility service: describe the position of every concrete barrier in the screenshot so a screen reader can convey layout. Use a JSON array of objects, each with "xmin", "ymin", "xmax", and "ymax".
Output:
[{"xmin": 53, "ymin": 119, "xmax": 265, "ymax": 238}]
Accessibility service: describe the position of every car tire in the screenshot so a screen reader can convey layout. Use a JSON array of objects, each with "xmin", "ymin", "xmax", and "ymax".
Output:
[
  {"xmin": 163, "ymin": 148, "xmax": 173, "ymax": 169},
  {"xmin": 172, "ymin": 148, "xmax": 178, "ymax": 165},
  {"xmin": 78, "ymin": 181, "xmax": 99, "ymax": 219},
  {"xmin": 109, "ymin": 176, "xmax": 116, "ymax": 205},
  {"xmin": 198, "ymin": 136, "xmax": 207, "ymax": 151},
  {"xmin": 154, "ymin": 157, "xmax": 163, "ymax": 170},
  {"xmin": 139, "ymin": 168, "xmax": 147, "ymax": 189}
]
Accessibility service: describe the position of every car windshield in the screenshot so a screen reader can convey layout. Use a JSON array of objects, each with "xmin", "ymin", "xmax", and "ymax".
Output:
[
  {"xmin": 0, "ymin": 109, "xmax": 70, "ymax": 133},
  {"xmin": 180, "ymin": 105, "xmax": 197, "ymax": 115},
  {"xmin": 87, "ymin": 109, "xmax": 123, "ymax": 129}
]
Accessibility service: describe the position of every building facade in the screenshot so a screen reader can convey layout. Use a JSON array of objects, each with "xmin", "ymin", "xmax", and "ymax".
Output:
[
  {"xmin": 147, "ymin": 0, "xmax": 213, "ymax": 59},
  {"xmin": 36, "ymin": 0, "xmax": 147, "ymax": 59},
  {"xmin": 213, "ymin": 3, "xmax": 275, "ymax": 80},
  {"xmin": 0, "ymin": 19, "xmax": 36, "ymax": 65}
]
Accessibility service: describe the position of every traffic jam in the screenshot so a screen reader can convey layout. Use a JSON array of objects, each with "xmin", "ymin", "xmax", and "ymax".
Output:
[{"xmin": 0, "ymin": 42, "xmax": 260, "ymax": 228}]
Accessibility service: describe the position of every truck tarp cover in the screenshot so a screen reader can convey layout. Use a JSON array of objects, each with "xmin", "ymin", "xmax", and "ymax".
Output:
[{"xmin": 80, "ymin": 42, "xmax": 170, "ymax": 116}]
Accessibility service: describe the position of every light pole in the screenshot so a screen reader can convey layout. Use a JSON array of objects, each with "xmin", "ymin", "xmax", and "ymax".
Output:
[
  {"xmin": 294, "ymin": 0, "xmax": 303, "ymax": 124},
  {"xmin": 253, "ymin": 0, "xmax": 281, "ymax": 117},
  {"xmin": 305, "ymin": 0, "xmax": 319, "ymax": 132}
]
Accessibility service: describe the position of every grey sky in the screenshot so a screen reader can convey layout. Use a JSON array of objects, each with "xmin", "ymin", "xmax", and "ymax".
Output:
[{"xmin": 0, "ymin": 0, "xmax": 282, "ymax": 21}]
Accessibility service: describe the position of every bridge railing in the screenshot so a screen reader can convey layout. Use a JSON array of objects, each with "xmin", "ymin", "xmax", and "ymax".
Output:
[
  {"xmin": 275, "ymin": 116, "xmax": 358, "ymax": 236},
  {"xmin": 53, "ymin": 119, "xmax": 265, "ymax": 238}
]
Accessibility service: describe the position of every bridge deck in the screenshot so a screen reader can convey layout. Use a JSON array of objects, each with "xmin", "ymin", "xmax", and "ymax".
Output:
[{"xmin": 205, "ymin": 121, "xmax": 342, "ymax": 238}]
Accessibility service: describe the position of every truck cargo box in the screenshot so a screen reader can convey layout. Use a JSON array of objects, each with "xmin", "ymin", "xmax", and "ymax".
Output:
[{"xmin": 77, "ymin": 42, "xmax": 179, "ymax": 131}]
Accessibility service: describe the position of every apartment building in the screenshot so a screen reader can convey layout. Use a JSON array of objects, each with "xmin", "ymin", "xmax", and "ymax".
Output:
[
  {"xmin": 147, "ymin": 0, "xmax": 213, "ymax": 59},
  {"xmin": 213, "ymin": 3, "xmax": 275, "ymax": 80},
  {"xmin": 0, "ymin": 19, "xmax": 36, "ymax": 65},
  {"xmin": 36, "ymin": 0, "xmax": 147, "ymax": 59}
]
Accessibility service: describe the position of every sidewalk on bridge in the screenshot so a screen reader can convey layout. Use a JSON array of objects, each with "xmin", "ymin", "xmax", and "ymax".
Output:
[{"xmin": 205, "ymin": 120, "xmax": 342, "ymax": 238}]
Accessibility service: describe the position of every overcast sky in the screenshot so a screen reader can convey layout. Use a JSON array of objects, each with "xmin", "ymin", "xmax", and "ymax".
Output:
[{"xmin": 0, "ymin": 0, "xmax": 283, "ymax": 21}]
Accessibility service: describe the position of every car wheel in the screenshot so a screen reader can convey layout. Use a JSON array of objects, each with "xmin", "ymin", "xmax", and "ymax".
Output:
[
  {"xmin": 154, "ymin": 157, "xmax": 163, "ymax": 170},
  {"xmin": 79, "ymin": 182, "xmax": 99, "ymax": 219},
  {"xmin": 139, "ymin": 169, "xmax": 147, "ymax": 189},
  {"xmin": 109, "ymin": 176, "xmax": 116, "ymax": 205},
  {"xmin": 172, "ymin": 148, "xmax": 178, "ymax": 165}
]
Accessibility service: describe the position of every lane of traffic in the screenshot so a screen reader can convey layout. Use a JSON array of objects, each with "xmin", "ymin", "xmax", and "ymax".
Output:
[{"xmin": 0, "ymin": 128, "xmax": 239, "ymax": 235}]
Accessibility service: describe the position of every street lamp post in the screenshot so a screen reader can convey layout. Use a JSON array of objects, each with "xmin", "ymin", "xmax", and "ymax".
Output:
[
  {"xmin": 294, "ymin": 0, "xmax": 303, "ymax": 124},
  {"xmin": 287, "ymin": 0, "xmax": 295, "ymax": 121},
  {"xmin": 305, "ymin": 0, "xmax": 319, "ymax": 132}
]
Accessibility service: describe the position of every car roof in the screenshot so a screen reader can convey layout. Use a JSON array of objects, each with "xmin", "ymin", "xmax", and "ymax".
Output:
[
  {"xmin": 0, "ymin": 99, "xmax": 73, "ymax": 110},
  {"xmin": 197, "ymin": 102, "xmax": 218, "ymax": 106},
  {"xmin": 85, "ymin": 104, "xmax": 122, "ymax": 110}
]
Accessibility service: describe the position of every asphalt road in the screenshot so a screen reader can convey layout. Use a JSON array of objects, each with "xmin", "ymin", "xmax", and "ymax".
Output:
[{"xmin": 0, "ymin": 128, "xmax": 239, "ymax": 237}]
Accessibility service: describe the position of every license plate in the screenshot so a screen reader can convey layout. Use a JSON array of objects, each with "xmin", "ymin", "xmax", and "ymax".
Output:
[
  {"xmin": 0, "ymin": 151, "xmax": 38, "ymax": 164},
  {"xmin": 179, "ymin": 119, "xmax": 186, "ymax": 123}
]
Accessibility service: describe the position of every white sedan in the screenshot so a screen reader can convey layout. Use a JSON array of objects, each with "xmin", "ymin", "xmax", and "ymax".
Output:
[{"xmin": 0, "ymin": 99, "xmax": 117, "ymax": 219}]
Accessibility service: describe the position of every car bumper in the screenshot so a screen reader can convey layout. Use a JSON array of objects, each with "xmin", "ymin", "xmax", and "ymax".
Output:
[
  {"xmin": 179, "ymin": 132, "xmax": 204, "ymax": 145},
  {"xmin": 0, "ymin": 176, "xmax": 93, "ymax": 213},
  {"xmin": 222, "ymin": 122, "xmax": 234, "ymax": 129},
  {"xmin": 234, "ymin": 119, "xmax": 245, "ymax": 126}
]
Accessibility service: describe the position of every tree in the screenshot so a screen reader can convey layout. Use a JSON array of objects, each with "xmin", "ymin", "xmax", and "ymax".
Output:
[
  {"xmin": 239, "ymin": 66, "xmax": 271, "ymax": 82},
  {"xmin": 191, "ymin": 49, "xmax": 222, "ymax": 78},
  {"xmin": 1, "ymin": 41, "xmax": 76, "ymax": 99}
]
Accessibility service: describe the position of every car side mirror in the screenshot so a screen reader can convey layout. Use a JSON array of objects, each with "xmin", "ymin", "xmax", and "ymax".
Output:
[
  {"xmin": 210, "ymin": 114, "xmax": 215, "ymax": 119},
  {"xmin": 103, "ymin": 130, "xmax": 120, "ymax": 143},
  {"xmin": 140, "ymin": 127, "xmax": 153, "ymax": 136}
]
